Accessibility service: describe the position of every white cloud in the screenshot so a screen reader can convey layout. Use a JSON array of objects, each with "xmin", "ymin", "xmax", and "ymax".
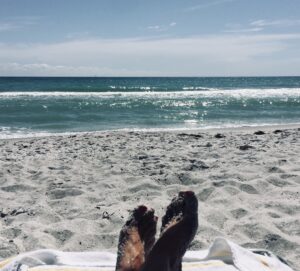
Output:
[
  {"xmin": 147, "ymin": 25, "xmax": 161, "ymax": 30},
  {"xmin": 0, "ymin": 33, "xmax": 299, "ymax": 76},
  {"xmin": 0, "ymin": 63, "xmax": 153, "ymax": 76},
  {"xmin": 147, "ymin": 22, "xmax": 177, "ymax": 32},
  {"xmin": 225, "ymin": 18, "xmax": 300, "ymax": 33},
  {"xmin": 0, "ymin": 16, "xmax": 39, "ymax": 32},
  {"xmin": 185, "ymin": 0, "xmax": 235, "ymax": 12},
  {"xmin": 224, "ymin": 27, "xmax": 263, "ymax": 33},
  {"xmin": 251, "ymin": 19, "xmax": 300, "ymax": 27}
]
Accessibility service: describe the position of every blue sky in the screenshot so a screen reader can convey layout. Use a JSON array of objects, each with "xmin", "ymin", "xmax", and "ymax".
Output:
[{"xmin": 0, "ymin": 0, "xmax": 300, "ymax": 76}]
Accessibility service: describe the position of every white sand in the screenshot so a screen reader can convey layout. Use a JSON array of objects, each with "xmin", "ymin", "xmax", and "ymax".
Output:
[{"xmin": 0, "ymin": 127, "xmax": 299, "ymax": 269}]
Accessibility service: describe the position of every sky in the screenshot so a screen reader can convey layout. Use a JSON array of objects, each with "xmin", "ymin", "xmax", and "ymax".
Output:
[{"xmin": 0, "ymin": 0, "xmax": 300, "ymax": 76}]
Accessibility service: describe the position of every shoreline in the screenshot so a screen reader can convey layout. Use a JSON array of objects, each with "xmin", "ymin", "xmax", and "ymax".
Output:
[
  {"xmin": 0, "ymin": 126, "xmax": 299, "ymax": 269},
  {"xmin": 1, "ymin": 123, "xmax": 300, "ymax": 141}
]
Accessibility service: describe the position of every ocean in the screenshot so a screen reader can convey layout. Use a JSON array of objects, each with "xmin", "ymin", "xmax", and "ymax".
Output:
[{"xmin": 0, "ymin": 77, "xmax": 300, "ymax": 138}]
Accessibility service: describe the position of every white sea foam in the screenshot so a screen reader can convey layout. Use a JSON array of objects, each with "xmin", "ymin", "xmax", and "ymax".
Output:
[
  {"xmin": 109, "ymin": 85, "xmax": 154, "ymax": 90},
  {"xmin": 1, "ymin": 121, "xmax": 300, "ymax": 139},
  {"xmin": 113, "ymin": 122, "xmax": 300, "ymax": 133},
  {"xmin": 0, "ymin": 128, "xmax": 83, "ymax": 140},
  {"xmin": 0, "ymin": 88, "xmax": 300, "ymax": 99},
  {"xmin": 182, "ymin": 86, "xmax": 211, "ymax": 90}
]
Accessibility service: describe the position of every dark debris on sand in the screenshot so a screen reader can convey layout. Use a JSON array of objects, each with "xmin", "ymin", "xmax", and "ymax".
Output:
[
  {"xmin": 214, "ymin": 133, "xmax": 226, "ymax": 139},
  {"xmin": 185, "ymin": 160, "xmax": 209, "ymax": 171},
  {"xmin": 254, "ymin": 131, "xmax": 265, "ymax": 135},
  {"xmin": 177, "ymin": 133, "xmax": 203, "ymax": 139},
  {"xmin": 0, "ymin": 208, "xmax": 35, "ymax": 218},
  {"xmin": 239, "ymin": 144, "xmax": 254, "ymax": 151}
]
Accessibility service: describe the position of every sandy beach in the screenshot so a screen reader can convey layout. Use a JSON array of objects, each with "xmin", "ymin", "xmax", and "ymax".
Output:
[{"xmin": 0, "ymin": 127, "xmax": 299, "ymax": 269}]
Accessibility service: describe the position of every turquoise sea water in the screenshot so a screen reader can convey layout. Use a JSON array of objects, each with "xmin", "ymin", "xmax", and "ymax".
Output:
[{"xmin": 0, "ymin": 77, "xmax": 300, "ymax": 138}]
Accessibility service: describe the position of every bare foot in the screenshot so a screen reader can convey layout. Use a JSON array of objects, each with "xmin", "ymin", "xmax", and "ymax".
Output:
[
  {"xmin": 116, "ymin": 205, "xmax": 157, "ymax": 271},
  {"xmin": 142, "ymin": 191, "xmax": 198, "ymax": 271}
]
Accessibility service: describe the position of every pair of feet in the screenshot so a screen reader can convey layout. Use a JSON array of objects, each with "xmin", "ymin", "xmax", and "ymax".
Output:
[{"xmin": 116, "ymin": 191, "xmax": 198, "ymax": 271}]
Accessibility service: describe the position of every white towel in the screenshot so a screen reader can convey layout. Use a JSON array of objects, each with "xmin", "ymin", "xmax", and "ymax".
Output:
[{"xmin": 0, "ymin": 238, "xmax": 294, "ymax": 271}]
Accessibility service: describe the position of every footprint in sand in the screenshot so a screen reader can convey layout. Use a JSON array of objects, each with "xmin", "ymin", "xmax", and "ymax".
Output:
[
  {"xmin": 268, "ymin": 166, "xmax": 285, "ymax": 173},
  {"xmin": 47, "ymin": 188, "xmax": 84, "ymax": 200},
  {"xmin": 267, "ymin": 210, "xmax": 281, "ymax": 219},
  {"xmin": 0, "ymin": 239, "xmax": 19, "ymax": 258},
  {"xmin": 197, "ymin": 187, "xmax": 215, "ymax": 202},
  {"xmin": 275, "ymin": 220, "xmax": 300, "ymax": 236},
  {"xmin": 230, "ymin": 208, "xmax": 248, "ymax": 219},
  {"xmin": 46, "ymin": 229, "xmax": 74, "ymax": 244},
  {"xmin": 254, "ymin": 234, "xmax": 298, "ymax": 254},
  {"xmin": 1, "ymin": 184, "xmax": 33, "ymax": 192},
  {"xmin": 0, "ymin": 228, "xmax": 22, "ymax": 239},
  {"xmin": 265, "ymin": 203, "xmax": 300, "ymax": 216},
  {"xmin": 267, "ymin": 176, "xmax": 291, "ymax": 187},
  {"xmin": 239, "ymin": 184, "xmax": 259, "ymax": 194}
]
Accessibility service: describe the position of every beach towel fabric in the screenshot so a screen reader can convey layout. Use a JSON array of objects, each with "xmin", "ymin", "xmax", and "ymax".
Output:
[{"xmin": 0, "ymin": 238, "xmax": 294, "ymax": 271}]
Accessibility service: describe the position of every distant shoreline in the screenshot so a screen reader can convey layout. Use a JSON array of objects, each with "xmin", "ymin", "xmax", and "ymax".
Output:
[
  {"xmin": 1, "ymin": 75, "xmax": 300, "ymax": 78},
  {"xmin": 1, "ymin": 123, "xmax": 300, "ymax": 141}
]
